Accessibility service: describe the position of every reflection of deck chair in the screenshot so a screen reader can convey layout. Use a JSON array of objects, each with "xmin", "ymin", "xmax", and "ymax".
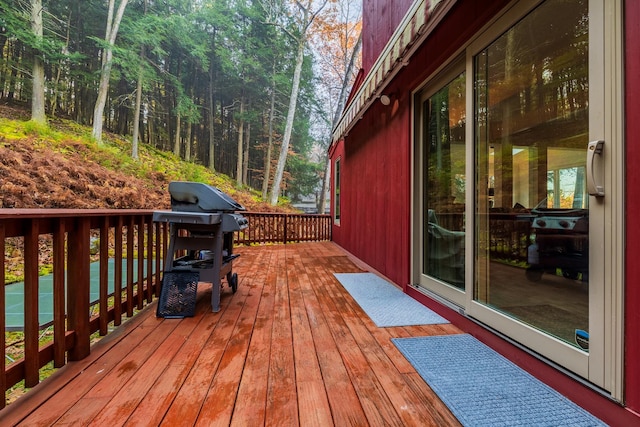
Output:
[{"xmin": 427, "ymin": 210, "xmax": 465, "ymax": 284}]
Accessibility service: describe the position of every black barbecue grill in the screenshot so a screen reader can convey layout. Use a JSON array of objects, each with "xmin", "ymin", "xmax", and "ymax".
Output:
[
  {"xmin": 526, "ymin": 205, "xmax": 588, "ymax": 282},
  {"xmin": 153, "ymin": 181, "xmax": 248, "ymax": 316}
]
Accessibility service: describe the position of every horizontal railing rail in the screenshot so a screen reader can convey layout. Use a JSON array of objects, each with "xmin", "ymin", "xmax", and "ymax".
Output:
[{"xmin": 0, "ymin": 209, "xmax": 331, "ymax": 408}]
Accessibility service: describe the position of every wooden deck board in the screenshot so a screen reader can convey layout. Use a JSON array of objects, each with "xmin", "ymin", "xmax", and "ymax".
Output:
[
  {"xmin": 264, "ymin": 247, "xmax": 299, "ymax": 426},
  {"xmin": 1, "ymin": 242, "xmax": 463, "ymax": 426},
  {"xmin": 288, "ymin": 251, "xmax": 333, "ymax": 426},
  {"xmin": 229, "ymin": 250, "xmax": 274, "ymax": 426},
  {"xmin": 296, "ymin": 258, "xmax": 368, "ymax": 426}
]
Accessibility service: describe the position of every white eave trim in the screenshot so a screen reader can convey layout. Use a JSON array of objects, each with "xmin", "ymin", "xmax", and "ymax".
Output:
[{"xmin": 331, "ymin": 0, "xmax": 457, "ymax": 143}]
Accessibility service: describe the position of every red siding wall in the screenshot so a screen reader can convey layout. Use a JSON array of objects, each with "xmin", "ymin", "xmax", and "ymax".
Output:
[
  {"xmin": 362, "ymin": 0, "xmax": 413, "ymax": 72},
  {"xmin": 625, "ymin": 0, "xmax": 640, "ymax": 414},
  {"xmin": 336, "ymin": 92, "xmax": 412, "ymax": 286}
]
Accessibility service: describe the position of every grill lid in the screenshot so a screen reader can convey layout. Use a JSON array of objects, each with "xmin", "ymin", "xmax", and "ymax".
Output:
[{"xmin": 169, "ymin": 181, "xmax": 245, "ymax": 212}]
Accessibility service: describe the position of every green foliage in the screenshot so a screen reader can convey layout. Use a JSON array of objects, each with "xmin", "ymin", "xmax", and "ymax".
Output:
[
  {"xmin": 285, "ymin": 154, "xmax": 323, "ymax": 202},
  {"xmin": 0, "ymin": 0, "xmax": 345, "ymax": 204}
]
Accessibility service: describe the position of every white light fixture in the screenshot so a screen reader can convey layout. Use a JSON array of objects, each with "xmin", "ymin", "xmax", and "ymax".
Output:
[{"xmin": 380, "ymin": 94, "xmax": 391, "ymax": 106}]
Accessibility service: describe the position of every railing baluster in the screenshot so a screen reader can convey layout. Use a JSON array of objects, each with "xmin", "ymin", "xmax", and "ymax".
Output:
[
  {"xmin": 147, "ymin": 217, "xmax": 153, "ymax": 303},
  {"xmin": 126, "ymin": 217, "xmax": 134, "ymax": 317},
  {"xmin": 53, "ymin": 219, "xmax": 66, "ymax": 368},
  {"xmin": 0, "ymin": 224, "xmax": 6, "ymax": 409},
  {"xmin": 154, "ymin": 222, "xmax": 162, "ymax": 298},
  {"xmin": 99, "ymin": 217, "xmax": 109, "ymax": 336},
  {"xmin": 137, "ymin": 216, "xmax": 144, "ymax": 310},
  {"xmin": 114, "ymin": 216, "xmax": 123, "ymax": 326}
]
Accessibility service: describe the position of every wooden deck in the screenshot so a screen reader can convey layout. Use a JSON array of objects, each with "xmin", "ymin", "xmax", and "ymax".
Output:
[{"xmin": 0, "ymin": 242, "xmax": 462, "ymax": 426}]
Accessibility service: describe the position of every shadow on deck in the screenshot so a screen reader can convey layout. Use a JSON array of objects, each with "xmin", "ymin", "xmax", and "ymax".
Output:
[{"xmin": 0, "ymin": 242, "xmax": 462, "ymax": 426}]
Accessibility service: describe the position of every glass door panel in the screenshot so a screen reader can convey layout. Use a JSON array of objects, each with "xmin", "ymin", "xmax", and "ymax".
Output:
[
  {"xmin": 473, "ymin": 0, "xmax": 590, "ymax": 350},
  {"xmin": 421, "ymin": 71, "xmax": 466, "ymax": 293}
]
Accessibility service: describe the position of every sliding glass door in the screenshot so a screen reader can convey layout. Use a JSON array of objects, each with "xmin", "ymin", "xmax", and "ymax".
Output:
[
  {"xmin": 417, "ymin": 66, "xmax": 467, "ymax": 306},
  {"xmin": 415, "ymin": 0, "xmax": 623, "ymax": 396}
]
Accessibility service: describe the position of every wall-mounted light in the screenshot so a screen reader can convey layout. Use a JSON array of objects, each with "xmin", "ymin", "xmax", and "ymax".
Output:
[{"xmin": 380, "ymin": 94, "xmax": 392, "ymax": 106}]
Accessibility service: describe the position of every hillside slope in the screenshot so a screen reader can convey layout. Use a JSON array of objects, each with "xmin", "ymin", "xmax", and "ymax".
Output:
[{"xmin": 0, "ymin": 104, "xmax": 294, "ymax": 212}]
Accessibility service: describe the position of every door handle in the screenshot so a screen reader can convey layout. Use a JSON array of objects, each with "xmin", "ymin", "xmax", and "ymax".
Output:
[{"xmin": 587, "ymin": 140, "xmax": 604, "ymax": 197}]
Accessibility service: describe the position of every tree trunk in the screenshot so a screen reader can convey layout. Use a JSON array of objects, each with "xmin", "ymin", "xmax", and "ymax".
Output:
[
  {"xmin": 131, "ymin": 70, "xmax": 143, "ymax": 159},
  {"xmin": 262, "ymin": 68, "xmax": 277, "ymax": 200},
  {"xmin": 208, "ymin": 46, "xmax": 216, "ymax": 172},
  {"xmin": 185, "ymin": 121, "xmax": 192, "ymax": 161},
  {"xmin": 243, "ymin": 121, "xmax": 250, "ymax": 185},
  {"xmin": 269, "ymin": 35, "xmax": 305, "ymax": 205},
  {"xmin": 50, "ymin": 12, "xmax": 72, "ymax": 118},
  {"xmin": 91, "ymin": 0, "xmax": 129, "ymax": 144},
  {"xmin": 131, "ymin": 0, "xmax": 146, "ymax": 160},
  {"xmin": 6, "ymin": 40, "xmax": 22, "ymax": 101},
  {"xmin": 236, "ymin": 100, "xmax": 244, "ymax": 186},
  {"xmin": 174, "ymin": 110, "xmax": 182, "ymax": 157},
  {"xmin": 268, "ymin": 0, "xmax": 328, "ymax": 205},
  {"xmin": 30, "ymin": 0, "xmax": 46, "ymax": 124}
]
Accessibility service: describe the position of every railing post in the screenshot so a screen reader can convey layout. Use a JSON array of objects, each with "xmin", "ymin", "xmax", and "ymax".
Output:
[
  {"xmin": 283, "ymin": 214, "xmax": 288, "ymax": 244},
  {"xmin": 67, "ymin": 218, "xmax": 91, "ymax": 361},
  {"xmin": 53, "ymin": 219, "xmax": 66, "ymax": 368}
]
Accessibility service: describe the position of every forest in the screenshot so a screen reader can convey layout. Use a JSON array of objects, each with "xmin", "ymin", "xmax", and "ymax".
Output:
[{"xmin": 0, "ymin": 0, "xmax": 361, "ymax": 210}]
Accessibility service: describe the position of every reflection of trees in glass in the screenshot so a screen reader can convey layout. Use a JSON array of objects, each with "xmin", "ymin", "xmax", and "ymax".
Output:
[
  {"xmin": 427, "ymin": 87, "xmax": 452, "ymax": 207},
  {"xmin": 477, "ymin": 0, "xmax": 589, "ymax": 211},
  {"xmin": 485, "ymin": 0, "xmax": 589, "ymax": 142},
  {"xmin": 547, "ymin": 166, "xmax": 586, "ymax": 208},
  {"xmin": 426, "ymin": 72, "xmax": 466, "ymax": 209}
]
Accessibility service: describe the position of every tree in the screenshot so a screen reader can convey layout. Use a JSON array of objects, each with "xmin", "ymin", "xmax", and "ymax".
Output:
[
  {"xmin": 130, "ymin": 0, "xmax": 148, "ymax": 160},
  {"xmin": 311, "ymin": 0, "xmax": 362, "ymax": 213},
  {"xmin": 92, "ymin": 0, "xmax": 129, "ymax": 144},
  {"xmin": 319, "ymin": 32, "xmax": 361, "ymax": 213},
  {"xmin": 264, "ymin": 0, "xmax": 328, "ymax": 205},
  {"xmin": 30, "ymin": 0, "xmax": 45, "ymax": 123}
]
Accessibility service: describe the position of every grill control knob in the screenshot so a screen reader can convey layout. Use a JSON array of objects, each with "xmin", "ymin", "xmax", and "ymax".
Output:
[
  {"xmin": 559, "ymin": 220, "xmax": 569, "ymax": 228},
  {"xmin": 536, "ymin": 219, "xmax": 546, "ymax": 227}
]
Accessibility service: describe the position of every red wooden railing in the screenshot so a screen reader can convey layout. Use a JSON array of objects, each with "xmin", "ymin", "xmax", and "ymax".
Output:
[
  {"xmin": 237, "ymin": 212, "xmax": 332, "ymax": 244},
  {"xmin": 0, "ymin": 210, "xmax": 330, "ymax": 408},
  {"xmin": 0, "ymin": 209, "xmax": 167, "ymax": 408}
]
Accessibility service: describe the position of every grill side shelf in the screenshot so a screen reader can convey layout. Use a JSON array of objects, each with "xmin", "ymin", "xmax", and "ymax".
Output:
[{"xmin": 152, "ymin": 211, "xmax": 222, "ymax": 225}]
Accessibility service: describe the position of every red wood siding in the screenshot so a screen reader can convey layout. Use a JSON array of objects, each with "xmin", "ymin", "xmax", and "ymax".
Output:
[
  {"xmin": 625, "ymin": 0, "xmax": 640, "ymax": 414},
  {"xmin": 362, "ymin": 0, "xmax": 413, "ymax": 72},
  {"xmin": 336, "ymin": 92, "xmax": 412, "ymax": 287}
]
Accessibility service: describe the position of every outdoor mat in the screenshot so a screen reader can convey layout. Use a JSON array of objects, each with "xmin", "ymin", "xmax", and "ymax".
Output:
[
  {"xmin": 392, "ymin": 334, "xmax": 606, "ymax": 427},
  {"xmin": 333, "ymin": 272, "xmax": 448, "ymax": 327}
]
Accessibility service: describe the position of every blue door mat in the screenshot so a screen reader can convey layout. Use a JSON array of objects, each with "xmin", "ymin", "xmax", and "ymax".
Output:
[
  {"xmin": 392, "ymin": 334, "xmax": 606, "ymax": 426},
  {"xmin": 333, "ymin": 272, "xmax": 448, "ymax": 327}
]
